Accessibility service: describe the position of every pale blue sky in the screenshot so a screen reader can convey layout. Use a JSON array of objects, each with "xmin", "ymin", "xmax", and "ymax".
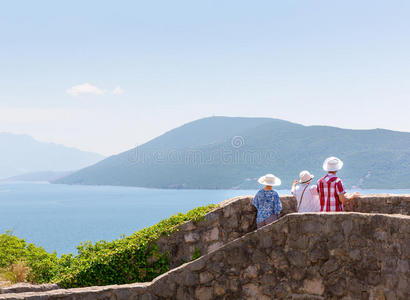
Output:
[{"xmin": 1, "ymin": 0, "xmax": 409, "ymax": 155}]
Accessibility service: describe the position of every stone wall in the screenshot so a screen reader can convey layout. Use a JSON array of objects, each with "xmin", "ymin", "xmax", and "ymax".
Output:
[
  {"xmin": 343, "ymin": 194, "xmax": 410, "ymax": 215},
  {"xmin": 1, "ymin": 194, "xmax": 409, "ymax": 299},
  {"xmin": 0, "ymin": 195, "xmax": 295, "ymax": 296},
  {"xmin": 156, "ymin": 195, "xmax": 296, "ymax": 268},
  {"xmin": 147, "ymin": 213, "xmax": 410, "ymax": 300},
  {"xmin": 2, "ymin": 212, "xmax": 408, "ymax": 299},
  {"xmin": 0, "ymin": 284, "xmax": 59, "ymax": 294}
]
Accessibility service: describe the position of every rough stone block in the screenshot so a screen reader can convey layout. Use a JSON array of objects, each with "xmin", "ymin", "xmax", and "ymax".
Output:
[
  {"xmin": 299, "ymin": 236, "xmax": 313, "ymax": 250},
  {"xmin": 270, "ymin": 250, "xmax": 289, "ymax": 270},
  {"xmin": 195, "ymin": 286, "xmax": 213, "ymax": 300},
  {"xmin": 301, "ymin": 220, "xmax": 322, "ymax": 234},
  {"xmin": 184, "ymin": 232, "xmax": 200, "ymax": 243},
  {"xmin": 309, "ymin": 244, "xmax": 329, "ymax": 262},
  {"xmin": 287, "ymin": 250, "xmax": 307, "ymax": 268},
  {"xmin": 208, "ymin": 241, "xmax": 223, "ymax": 253},
  {"xmin": 303, "ymin": 278, "xmax": 325, "ymax": 295},
  {"xmin": 188, "ymin": 258, "xmax": 206, "ymax": 272},
  {"xmin": 242, "ymin": 283, "xmax": 261, "ymax": 298},
  {"xmin": 199, "ymin": 271, "xmax": 214, "ymax": 284},
  {"xmin": 242, "ymin": 265, "xmax": 259, "ymax": 280},
  {"xmin": 213, "ymin": 283, "xmax": 225, "ymax": 296},
  {"xmin": 204, "ymin": 227, "xmax": 219, "ymax": 242}
]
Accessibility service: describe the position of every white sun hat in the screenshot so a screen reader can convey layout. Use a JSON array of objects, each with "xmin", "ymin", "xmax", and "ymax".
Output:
[
  {"xmin": 258, "ymin": 174, "xmax": 281, "ymax": 186},
  {"xmin": 299, "ymin": 170, "xmax": 314, "ymax": 184},
  {"xmin": 323, "ymin": 156, "xmax": 344, "ymax": 172}
]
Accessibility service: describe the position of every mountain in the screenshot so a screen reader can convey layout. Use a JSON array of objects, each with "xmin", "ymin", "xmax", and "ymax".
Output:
[
  {"xmin": 0, "ymin": 133, "xmax": 104, "ymax": 179},
  {"xmin": 1, "ymin": 170, "xmax": 74, "ymax": 182},
  {"xmin": 54, "ymin": 117, "xmax": 410, "ymax": 189}
]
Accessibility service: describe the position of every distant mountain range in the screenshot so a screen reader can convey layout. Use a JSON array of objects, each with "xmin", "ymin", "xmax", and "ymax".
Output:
[
  {"xmin": 1, "ymin": 170, "xmax": 74, "ymax": 182},
  {"xmin": 54, "ymin": 117, "xmax": 410, "ymax": 189},
  {"xmin": 0, "ymin": 133, "xmax": 104, "ymax": 179}
]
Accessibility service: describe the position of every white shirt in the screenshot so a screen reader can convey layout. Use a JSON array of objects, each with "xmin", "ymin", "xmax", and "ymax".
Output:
[{"xmin": 291, "ymin": 183, "xmax": 321, "ymax": 213}]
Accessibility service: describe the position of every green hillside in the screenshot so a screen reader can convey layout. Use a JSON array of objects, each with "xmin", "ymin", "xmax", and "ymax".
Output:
[
  {"xmin": 54, "ymin": 117, "xmax": 410, "ymax": 189},
  {"xmin": 0, "ymin": 205, "xmax": 216, "ymax": 287}
]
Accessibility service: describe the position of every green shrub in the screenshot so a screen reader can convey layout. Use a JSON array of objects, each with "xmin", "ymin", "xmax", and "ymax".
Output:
[
  {"xmin": 0, "ymin": 231, "xmax": 26, "ymax": 268},
  {"xmin": 0, "ymin": 231, "xmax": 58, "ymax": 283},
  {"xmin": 0, "ymin": 204, "xmax": 217, "ymax": 287},
  {"xmin": 57, "ymin": 204, "xmax": 217, "ymax": 288},
  {"xmin": 191, "ymin": 247, "xmax": 201, "ymax": 260}
]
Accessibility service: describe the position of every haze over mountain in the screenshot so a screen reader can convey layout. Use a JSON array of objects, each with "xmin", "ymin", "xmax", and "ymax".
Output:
[
  {"xmin": 0, "ymin": 133, "xmax": 104, "ymax": 179},
  {"xmin": 55, "ymin": 117, "xmax": 410, "ymax": 189},
  {"xmin": 1, "ymin": 170, "xmax": 74, "ymax": 182}
]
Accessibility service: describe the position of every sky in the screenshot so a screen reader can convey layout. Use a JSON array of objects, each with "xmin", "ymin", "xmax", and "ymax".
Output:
[{"xmin": 1, "ymin": 0, "xmax": 409, "ymax": 156}]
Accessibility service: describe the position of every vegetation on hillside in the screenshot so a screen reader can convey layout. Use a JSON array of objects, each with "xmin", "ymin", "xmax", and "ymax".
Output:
[
  {"xmin": 0, "ymin": 204, "xmax": 217, "ymax": 287},
  {"xmin": 0, "ymin": 231, "xmax": 58, "ymax": 283},
  {"xmin": 54, "ymin": 117, "xmax": 410, "ymax": 189}
]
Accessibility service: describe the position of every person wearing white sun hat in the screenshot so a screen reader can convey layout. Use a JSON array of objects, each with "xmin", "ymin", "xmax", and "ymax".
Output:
[
  {"xmin": 291, "ymin": 170, "xmax": 321, "ymax": 213},
  {"xmin": 253, "ymin": 174, "xmax": 283, "ymax": 228},
  {"xmin": 316, "ymin": 156, "xmax": 357, "ymax": 212}
]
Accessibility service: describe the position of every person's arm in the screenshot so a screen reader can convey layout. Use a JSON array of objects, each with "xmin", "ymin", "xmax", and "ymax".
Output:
[
  {"xmin": 341, "ymin": 191, "xmax": 360, "ymax": 204},
  {"xmin": 338, "ymin": 192, "xmax": 347, "ymax": 204},
  {"xmin": 336, "ymin": 180, "xmax": 348, "ymax": 204},
  {"xmin": 310, "ymin": 185, "xmax": 319, "ymax": 196},
  {"xmin": 253, "ymin": 193, "xmax": 259, "ymax": 209},
  {"xmin": 291, "ymin": 180, "xmax": 298, "ymax": 195},
  {"xmin": 310, "ymin": 185, "xmax": 321, "ymax": 212},
  {"xmin": 274, "ymin": 193, "xmax": 282, "ymax": 215}
]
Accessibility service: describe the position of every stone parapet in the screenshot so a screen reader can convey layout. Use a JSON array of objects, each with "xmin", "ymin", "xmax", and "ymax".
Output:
[
  {"xmin": 343, "ymin": 194, "xmax": 410, "ymax": 215},
  {"xmin": 1, "ymin": 194, "xmax": 409, "ymax": 299},
  {"xmin": 153, "ymin": 195, "xmax": 296, "ymax": 269},
  {"xmin": 2, "ymin": 212, "xmax": 409, "ymax": 299}
]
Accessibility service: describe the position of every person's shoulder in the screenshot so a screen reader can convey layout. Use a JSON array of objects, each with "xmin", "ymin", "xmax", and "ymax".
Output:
[
  {"xmin": 271, "ymin": 189, "xmax": 279, "ymax": 196},
  {"xmin": 336, "ymin": 178, "xmax": 345, "ymax": 188},
  {"xmin": 255, "ymin": 189, "xmax": 264, "ymax": 196}
]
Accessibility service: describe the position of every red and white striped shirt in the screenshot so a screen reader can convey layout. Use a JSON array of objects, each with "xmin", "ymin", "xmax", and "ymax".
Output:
[{"xmin": 317, "ymin": 173, "xmax": 346, "ymax": 212}]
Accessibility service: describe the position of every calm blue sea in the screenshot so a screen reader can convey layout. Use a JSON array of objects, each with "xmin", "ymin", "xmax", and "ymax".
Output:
[{"xmin": 0, "ymin": 182, "xmax": 409, "ymax": 255}]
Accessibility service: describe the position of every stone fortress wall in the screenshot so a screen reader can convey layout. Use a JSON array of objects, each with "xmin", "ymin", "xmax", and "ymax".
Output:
[
  {"xmin": 158, "ymin": 194, "xmax": 409, "ymax": 270},
  {"xmin": 156, "ymin": 195, "xmax": 296, "ymax": 270},
  {"xmin": 1, "ymin": 194, "xmax": 409, "ymax": 299}
]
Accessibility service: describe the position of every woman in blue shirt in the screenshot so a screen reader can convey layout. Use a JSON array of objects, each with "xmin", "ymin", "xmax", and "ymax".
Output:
[{"xmin": 253, "ymin": 173, "xmax": 282, "ymax": 229}]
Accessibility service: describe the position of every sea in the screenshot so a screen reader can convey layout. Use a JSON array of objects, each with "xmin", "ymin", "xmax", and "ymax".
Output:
[{"xmin": 0, "ymin": 182, "xmax": 409, "ymax": 255}]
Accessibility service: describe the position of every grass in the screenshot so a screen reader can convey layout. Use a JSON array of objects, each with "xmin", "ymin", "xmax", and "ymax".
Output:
[{"xmin": 0, "ymin": 261, "xmax": 30, "ymax": 284}]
